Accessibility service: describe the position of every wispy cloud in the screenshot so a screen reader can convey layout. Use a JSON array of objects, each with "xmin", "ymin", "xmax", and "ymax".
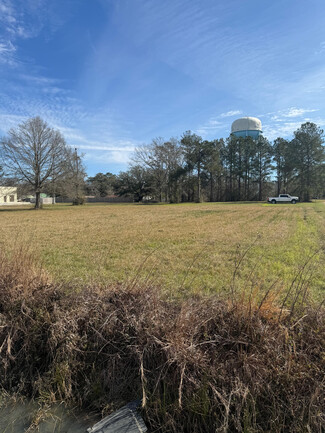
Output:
[
  {"xmin": 196, "ymin": 118, "xmax": 225, "ymax": 138},
  {"xmin": 0, "ymin": 0, "xmax": 70, "ymax": 64},
  {"xmin": 0, "ymin": 72, "xmax": 137, "ymax": 174},
  {"xmin": 262, "ymin": 121, "xmax": 303, "ymax": 141},
  {"xmin": 0, "ymin": 0, "xmax": 32, "ymax": 41},
  {"xmin": 196, "ymin": 110, "xmax": 242, "ymax": 138},
  {"xmin": 0, "ymin": 113, "xmax": 26, "ymax": 130},
  {"xmin": 19, "ymin": 74, "xmax": 62, "ymax": 85},
  {"xmin": 0, "ymin": 39, "xmax": 16, "ymax": 64},
  {"xmin": 0, "ymin": 0, "xmax": 42, "ymax": 65},
  {"xmin": 315, "ymin": 41, "xmax": 325, "ymax": 55},
  {"xmin": 261, "ymin": 107, "xmax": 325, "ymax": 141},
  {"xmin": 220, "ymin": 110, "xmax": 242, "ymax": 118},
  {"xmin": 0, "ymin": 40, "xmax": 14, "ymax": 53},
  {"xmin": 84, "ymin": 148, "xmax": 136, "ymax": 166},
  {"xmin": 264, "ymin": 107, "xmax": 319, "ymax": 122},
  {"xmin": 77, "ymin": 143, "xmax": 135, "ymax": 152},
  {"xmin": 281, "ymin": 107, "xmax": 319, "ymax": 118},
  {"xmin": 0, "ymin": 1, "xmax": 17, "ymax": 26}
]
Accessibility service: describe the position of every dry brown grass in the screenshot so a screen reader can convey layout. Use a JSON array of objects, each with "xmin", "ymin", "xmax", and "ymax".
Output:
[
  {"xmin": 0, "ymin": 201, "xmax": 324, "ymax": 298},
  {"xmin": 0, "ymin": 248, "xmax": 325, "ymax": 432}
]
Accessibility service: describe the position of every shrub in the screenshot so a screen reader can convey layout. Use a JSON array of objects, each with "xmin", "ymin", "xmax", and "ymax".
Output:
[{"xmin": 72, "ymin": 196, "xmax": 85, "ymax": 205}]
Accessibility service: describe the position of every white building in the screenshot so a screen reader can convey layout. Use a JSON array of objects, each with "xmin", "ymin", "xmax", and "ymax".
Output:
[{"xmin": 0, "ymin": 186, "xmax": 18, "ymax": 204}]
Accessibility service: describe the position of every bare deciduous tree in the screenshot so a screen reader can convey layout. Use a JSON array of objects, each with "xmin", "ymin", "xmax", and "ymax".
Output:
[
  {"xmin": 0, "ymin": 116, "xmax": 68, "ymax": 209},
  {"xmin": 59, "ymin": 147, "xmax": 87, "ymax": 204}
]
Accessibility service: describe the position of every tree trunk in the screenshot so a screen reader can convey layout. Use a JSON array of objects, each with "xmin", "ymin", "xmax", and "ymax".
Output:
[
  {"xmin": 277, "ymin": 166, "xmax": 281, "ymax": 196},
  {"xmin": 35, "ymin": 191, "xmax": 41, "ymax": 209},
  {"xmin": 197, "ymin": 163, "xmax": 201, "ymax": 202},
  {"xmin": 210, "ymin": 172, "xmax": 214, "ymax": 202},
  {"xmin": 258, "ymin": 154, "xmax": 263, "ymax": 201}
]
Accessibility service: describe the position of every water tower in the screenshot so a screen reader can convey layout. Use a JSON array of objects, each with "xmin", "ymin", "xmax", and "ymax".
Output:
[{"xmin": 231, "ymin": 117, "xmax": 262, "ymax": 139}]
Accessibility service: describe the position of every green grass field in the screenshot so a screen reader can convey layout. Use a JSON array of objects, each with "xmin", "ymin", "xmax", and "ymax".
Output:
[
  {"xmin": 1, "ymin": 201, "xmax": 324, "ymax": 299},
  {"xmin": 1, "ymin": 201, "xmax": 325, "ymax": 432}
]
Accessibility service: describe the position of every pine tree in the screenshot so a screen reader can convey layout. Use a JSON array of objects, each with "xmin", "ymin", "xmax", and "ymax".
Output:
[{"xmin": 292, "ymin": 122, "xmax": 325, "ymax": 201}]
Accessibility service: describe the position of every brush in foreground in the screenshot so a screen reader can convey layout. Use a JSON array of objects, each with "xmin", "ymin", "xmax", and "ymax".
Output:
[{"xmin": 0, "ymin": 249, "xmax": 324, "ymax": 432}]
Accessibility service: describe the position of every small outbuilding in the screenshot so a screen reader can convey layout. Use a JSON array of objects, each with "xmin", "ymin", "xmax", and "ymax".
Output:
[
  {"xmin": 0, "ymin": 186, "xmax": 18, "ymax": 204},
  {"xmin": 30, "ymin": 193, "xmax": 55, "ymax": 204}
]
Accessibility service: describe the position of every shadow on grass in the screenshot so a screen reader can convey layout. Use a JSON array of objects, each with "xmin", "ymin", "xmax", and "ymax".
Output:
[{"xmin": 0, "ymin": 206, "xmax": 34, "ymax": 212}]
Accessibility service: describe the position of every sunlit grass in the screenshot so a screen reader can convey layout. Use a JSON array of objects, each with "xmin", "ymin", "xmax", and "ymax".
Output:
[{"xmin": 0, "ymin": 201, "xmax": 324, "ymax": 297}]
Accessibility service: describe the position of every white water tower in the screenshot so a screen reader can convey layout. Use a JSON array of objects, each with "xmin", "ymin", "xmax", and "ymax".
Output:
[{"xmin": 231, "ymin": 117, "xmax": 262, "ymax": 139}]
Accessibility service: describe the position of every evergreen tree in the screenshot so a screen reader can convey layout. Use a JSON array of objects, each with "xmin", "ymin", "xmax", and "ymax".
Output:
[
  {"xmin": 181, "ymin": 131, "xmax": 206, "ymax": 202},
  {"xmin": 252, "ymin": 136, "xmax": 272, "ymax": 201},
  {"xmin": 203, "ymin": 139, "xmax": 224, "ymax": 202},
  {"xmin": 86, "ymin": 172, "xmax": 116, "ymax": 197},
  {"xmin": 113, "ymin": 165, "xmax": 154, "ymax": 202},
  {"xmin": 224, "ymin": 136, "xmax": 237, "ymax": 201},
  {"xmin": 272, "ymin": 138, "xmax": 296, "ymax": 195},
  {"xmin": 291, "ymin": 122, "xmax": 325, "ymax": 201},
  {"xmin": 241, "ymin": 136, "xmax": 257, "ymax": 200}
]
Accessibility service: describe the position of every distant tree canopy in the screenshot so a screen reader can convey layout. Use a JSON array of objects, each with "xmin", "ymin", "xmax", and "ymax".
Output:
[
  {"xmin": 3, "ymin": 118, "xmax": 323, "ymax": 205},
  {"xmin": 292, "ymin": 122, "xmax": 324, "ymax": 201},
  {"xmin": 86, "ymin": 172, "xmax": 116, "ymax": 197},
  {"xmin": 111, "ymin": 122, "xmax": 325, "ymax": 203},
  {"xmin": 113, "ymin": 166, "xmax": 154, "ymax": 202}
]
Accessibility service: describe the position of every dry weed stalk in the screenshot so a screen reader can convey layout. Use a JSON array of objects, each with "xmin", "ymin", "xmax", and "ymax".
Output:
[{"xmin": 0, "ymin": 248, "xmax": 324, "ymax": 432}]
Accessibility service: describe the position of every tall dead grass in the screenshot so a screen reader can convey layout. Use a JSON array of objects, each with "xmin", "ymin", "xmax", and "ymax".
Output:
[{"xmin": 0, "ymin": 249, "xmax": 324, "ymax": 432}]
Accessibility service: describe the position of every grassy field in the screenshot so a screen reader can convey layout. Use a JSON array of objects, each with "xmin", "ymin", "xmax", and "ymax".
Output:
[
  {"xmin": 0, "ymin": 201, "xmax": 324, "ymax": 299},
  {"xmin": 1, "ymin": 201, "xmax": 325, "ymax": 432}
]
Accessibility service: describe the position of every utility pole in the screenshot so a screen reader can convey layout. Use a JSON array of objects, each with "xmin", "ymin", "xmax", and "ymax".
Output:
[
  {"xmin": 75, "ymin": 147, "xmax": 79, "ymax": 201},
  {"xmin": 52, "ymin": 153, "xmax": 56, "ymax": 204}
]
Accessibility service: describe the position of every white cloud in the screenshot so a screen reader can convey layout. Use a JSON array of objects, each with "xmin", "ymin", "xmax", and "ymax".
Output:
[
  {"xmin": 20, "ymin": 74, "xmax": 62, "ymax": 85},
  {"xmin": 0, "ymin": 0, "xmax": 27, "ymax": 40},
  {"xmin": 0, "ymin": 1, "xmax": 16, "ymax": 25},
  {"xmin": 0, "ymin": 113, "xmax": 26, "ymax": 132},
  {"xmin": 315, "ymin": 41, "xmax": 325, "ymax": 55},
  {"xmin": 196, "ymin": 117, "xmax": 226, "ymax": 137},
  {"xmin": 209, "ymin": 120, "xmax": 221, "ymax": 126},
  {"xmin": 0, "ymin": 39, "xmax": 16, "ymax": 64},
  {"xmin": 282, "ymin": 107, "xmax": 318, "ymax": 118},
  {"xmin": 262, "ymin": 121, "xmax": 303, "ymax": 141},
  {"xmin": 84, "ymin": 149, "xmax": 134, "ymax": 165},
  {"xmin": 0, "ymin": 40, "xmax": 15, "ymax": 53},
  {"xmin": 0, "ymin": 0, "xmax": 68, "ymax": 55},
  {"xmin": 220, "ymin": 110, "xmax": 242, "ymax": 118},
  {"xmin": 77, "ymin": 143, "xmax": 135, "ymax": 152},
  {"xmin": 261, "ymin": 108, "xmax": 325, "ymax": 141}
]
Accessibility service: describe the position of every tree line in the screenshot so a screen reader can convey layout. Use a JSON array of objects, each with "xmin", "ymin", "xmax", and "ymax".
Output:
[
  {"xmin": 1, "ymin": 117, "xmax": 324, "ymax": 207},
  {"xmin": 88, "ymin": 122, "xmax": 325, "ymax": 203}
]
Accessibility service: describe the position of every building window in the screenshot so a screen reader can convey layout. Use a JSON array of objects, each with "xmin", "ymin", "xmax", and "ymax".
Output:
[
  {"xmin": 10, "ymin": 195, "xmax": 15, "ymax": 202},
  {"xmin": 4, "ymin": 196, "xmax": 7, "ymax": 202}
]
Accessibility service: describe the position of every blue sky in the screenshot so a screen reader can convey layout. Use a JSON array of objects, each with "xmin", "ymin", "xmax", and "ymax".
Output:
[{"xmin": 1, "ymin": 0, "xmax": 325, "ymax": 175}]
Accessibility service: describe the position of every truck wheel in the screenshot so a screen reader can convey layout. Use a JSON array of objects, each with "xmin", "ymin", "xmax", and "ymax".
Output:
[
  {"xmin": 271, "ymin": 199, "xmax": 276, "ymax": 204},
  {"xmin": 291, "ymin": 199, "xmax": 296, "ymax": 204}
]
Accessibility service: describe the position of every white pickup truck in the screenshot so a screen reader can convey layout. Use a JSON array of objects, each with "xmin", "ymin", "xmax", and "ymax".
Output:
[{"xmin": 267, "ymin": 194, "xmax": 299, "ymax": 204}]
